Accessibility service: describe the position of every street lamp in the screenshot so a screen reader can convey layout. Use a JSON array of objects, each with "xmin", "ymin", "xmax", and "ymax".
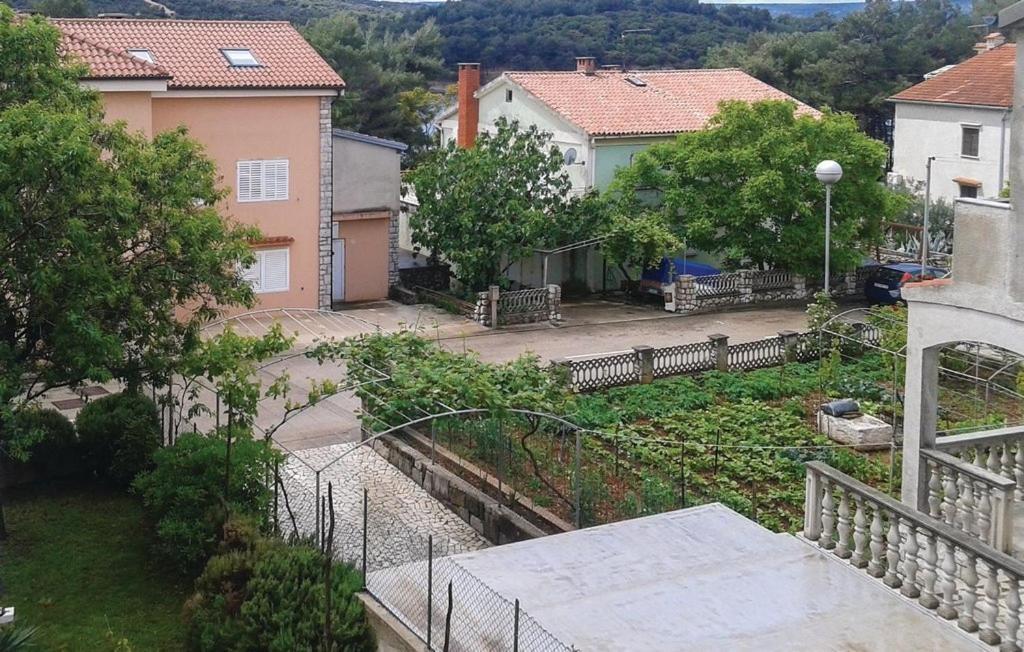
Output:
[{"xmin": 815, "ymin": 160, "xmax": 843, "ymax": 294}]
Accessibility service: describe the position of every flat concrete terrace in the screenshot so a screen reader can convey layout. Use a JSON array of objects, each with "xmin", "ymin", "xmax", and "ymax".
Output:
[{"xmin": 376, "ymin": 504, "xmax": 984, "ymax": 651}]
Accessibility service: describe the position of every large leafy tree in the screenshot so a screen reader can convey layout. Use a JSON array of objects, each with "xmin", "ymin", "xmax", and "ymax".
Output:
[
  {"xmin": 707, "ymin": 0, "xmax": 976, "ymax": 134},
  {"xmin": 609, "ymin": 100, "xmax": 900, "ymax": 276},
  {"xmin": 304, "ymin": 13, "xmax": 445, "ymax": 162},
  {"xmin": 0, "ymin": 8, "xmax": 257, "ymax": 461},
  {"xmin": 406, "ymin": 118, "xmax": 586, "ymax": 291}
]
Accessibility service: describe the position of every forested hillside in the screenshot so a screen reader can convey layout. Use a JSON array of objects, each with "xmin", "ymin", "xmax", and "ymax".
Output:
[{"xmin": 396, "ymin": 0, "xmax": 797, "ymax": 71}]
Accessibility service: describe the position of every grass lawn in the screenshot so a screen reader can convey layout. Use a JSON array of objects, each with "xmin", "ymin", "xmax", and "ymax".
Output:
[{"xmin": 1, "ymin": 481, "xmax": 190, "ymax": 651}]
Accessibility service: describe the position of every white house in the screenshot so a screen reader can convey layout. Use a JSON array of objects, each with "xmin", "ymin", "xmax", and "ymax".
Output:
[
  {"xmin": 889, "ymin": 36, "xmax": 1013, "ymax": 201},
  {"xmin": 426, "ymin": 58, "xmax": 816, "ymax": 291}
]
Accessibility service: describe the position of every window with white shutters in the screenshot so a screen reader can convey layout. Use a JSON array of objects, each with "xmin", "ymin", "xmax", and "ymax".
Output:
[
  {"xmin": 240, "ymin": 248, "xmax": 289, "ymax": 294},
  {"xmin": 236, "ymin": 159, "xmax": 289, "ymax": 202}
]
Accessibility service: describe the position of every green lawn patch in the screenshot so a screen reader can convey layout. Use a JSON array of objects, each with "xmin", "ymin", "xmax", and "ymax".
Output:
[{"xmin": 1, "ymin": 481, "xmax": 189, "ymax": 651}]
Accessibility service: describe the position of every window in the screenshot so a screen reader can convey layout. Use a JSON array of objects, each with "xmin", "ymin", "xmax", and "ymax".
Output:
[
  {"xmin": 505, "ymin": 89, "xmax": 513, "ymax": 102},
  {"xmin": 127, "ymin": 49, "xmax": 155, "ymax": 64},
  {"xmin": 959, "ymin": 183, "xmax": 979, "ymax": 199},
  {"xmin": 961, "ymin": 125, "xmax": 980, "ymax": 158},
  {"xmin": 222, "ymin": 48, "xmax": 260, "ymax": 67},
  {"xmin": 237, "ymin": 160, "xmax": 288, "ymax": 202},
  {"xmin": 240, "ymin": 248, "xmax": 289, "ymax": 293}
]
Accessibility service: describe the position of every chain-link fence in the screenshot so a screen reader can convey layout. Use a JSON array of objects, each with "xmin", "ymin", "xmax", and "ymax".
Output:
[{"xmin": 272, "ymin": 445, "xmax": 574, "ymax": 652}]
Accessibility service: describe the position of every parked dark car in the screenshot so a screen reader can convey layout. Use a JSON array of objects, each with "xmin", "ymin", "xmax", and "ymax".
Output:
[{"xmin": 864, "ymin": 262, "xmax": 948, "ymax": 305}]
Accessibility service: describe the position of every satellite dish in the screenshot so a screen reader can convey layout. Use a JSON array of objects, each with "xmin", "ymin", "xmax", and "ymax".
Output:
[
  {"xmin": 563, "ymin": 147, "xmax": 578, "ymax": 166},
  {"xmin": 984, "ymin": 15, "xmax": 997, "ymax": 27}
]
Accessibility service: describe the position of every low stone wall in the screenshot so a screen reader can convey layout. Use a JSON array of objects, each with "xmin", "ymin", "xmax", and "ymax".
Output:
[
  {"xmin": 669, "ymin": 268, "xmax": 867, "ymax": 314},
  {"xmin": 371, "ymin": 432, "xmax": 567, "ymax": 544}
]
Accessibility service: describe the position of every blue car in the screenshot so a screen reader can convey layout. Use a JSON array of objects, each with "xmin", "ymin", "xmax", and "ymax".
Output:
[{"xmin": 864, "ymin": 262, "xmax": 948, "ymax": 305}]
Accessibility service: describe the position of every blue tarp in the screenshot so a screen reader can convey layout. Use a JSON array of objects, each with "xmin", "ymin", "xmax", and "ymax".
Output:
[{"xmin": 641, "ymin": 257, "xmax": 720, "ymax": 285}]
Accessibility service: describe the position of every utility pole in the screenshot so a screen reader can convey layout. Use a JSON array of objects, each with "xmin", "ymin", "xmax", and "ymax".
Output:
[
  {"xmin": 922, "ymin": 156, "xmax": 935, "ymax": 270},
  {"xmin": 620, "ymin": 28, "xmax": 652, "ymax": 70}
]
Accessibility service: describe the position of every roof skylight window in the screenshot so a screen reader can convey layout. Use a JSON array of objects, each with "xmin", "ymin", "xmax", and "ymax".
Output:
[
  {"xmin": 625, "ymin": 75, "xmax": 647, "ymax": 87},
  {"xmin": 222, "ymin": 48, "xmax": 260, "ymax": 67},
  {"xmin": 127, "ymin": 49, "xmax": 155, "ymax": 64}
]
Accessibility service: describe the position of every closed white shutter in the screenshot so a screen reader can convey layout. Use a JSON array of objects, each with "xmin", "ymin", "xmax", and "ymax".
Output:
[
  {"xmin": 237, "ymin": 159, "xmax": 287, "ymax": 202},
  {"xmin": 237, "ymin": 161, "xmax": 253, "ymax": 202},
  {"xmin": 260, "ymin": 248, "xmax": 289, "ymax": 292},
  {"xmin": 265, "ymin": 159, "xmax": 289, "ymax": 201}
]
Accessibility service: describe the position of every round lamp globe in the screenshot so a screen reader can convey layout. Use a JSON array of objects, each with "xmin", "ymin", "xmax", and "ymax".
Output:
[{"xmin": 815, "ymin": 160, "xmax": 843, "ymax": 186}]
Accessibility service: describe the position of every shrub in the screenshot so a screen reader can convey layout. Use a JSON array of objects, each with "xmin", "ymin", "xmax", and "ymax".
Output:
[
  {"xmin": 184, "ymin": 539, "xmax": 375, "ymax": 652},
  {"xmin": 5, "ymin": 407, "xmax": 78, "ymax": 477},
  {"xmin": 133, "ymin": 429, "xmax": 280, "ymax": 574},
  {"xmin": 76, "ymin": 391, "xmax": 161, "ymax": 486}
]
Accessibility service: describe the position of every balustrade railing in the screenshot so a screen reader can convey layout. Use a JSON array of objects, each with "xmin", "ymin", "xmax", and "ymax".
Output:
[
  {"xmin": 921, "ymin": 449, "xmax": 1015, "ymax": 553},
  {"xmin": 936, "ymin": 427, "xmax": 1024, "ymax": 502},
  {"xmin": 804, "ymin": 462, "xmax": 1024, "ymax": 649}
]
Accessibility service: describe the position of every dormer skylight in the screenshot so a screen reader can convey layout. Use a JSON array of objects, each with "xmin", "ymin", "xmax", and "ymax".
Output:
[
  {"xmin": 222, "ymin": 48, "xmax": 260, "ymax": 67},
  {"xmin": 127, "ymin": 49, "xmax": 155, "ymax": 64}
]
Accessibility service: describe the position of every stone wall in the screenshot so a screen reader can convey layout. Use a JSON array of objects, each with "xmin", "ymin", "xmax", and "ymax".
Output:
[
  {"xmin": 371, "ymin": 433, "xmax": 559, "ymax": 544},
  {"xmin": 670, "ymin": 268, "xmax": 864, "ymax": 315},
  {"xmin": 318, "ymin": 96, "xmax": 334, "ymax": 310}
]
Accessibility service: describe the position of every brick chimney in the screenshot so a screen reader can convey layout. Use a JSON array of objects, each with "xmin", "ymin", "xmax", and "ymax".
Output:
[
  {"xmin": 576, "ymin": 56, "xmax": 597, "ymax": 75},
  {"xmin": 457, "ymin": 63, "xmax": 480, "ymax": 148}
]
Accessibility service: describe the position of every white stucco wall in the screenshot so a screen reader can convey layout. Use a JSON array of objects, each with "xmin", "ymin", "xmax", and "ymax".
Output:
[
  {"xmin": 440, "ymin": 79, "xmax": 592, "ymax": 193},
  {"xmin": 891, "ymin": 101, "xmax": 1011, "ymax": 201}
]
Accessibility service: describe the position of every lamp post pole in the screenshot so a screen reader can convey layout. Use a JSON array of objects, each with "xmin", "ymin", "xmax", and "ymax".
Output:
[
  {"xmin": 825, "ymin": 184, "xmax": 832, "ymax": 295},
  {"xmin": 815, "ymin": 160, "xmax": 844, "ymax": 295},
  {"xmin": 922, "ymin": 156, "xmax": 935, "ymax": 270}
]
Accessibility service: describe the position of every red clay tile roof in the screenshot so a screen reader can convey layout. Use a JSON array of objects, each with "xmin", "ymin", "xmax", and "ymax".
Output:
[
  {"xmin": 890, "ymin": 44, "xmax": 1014, "ymax": 108},
  {"xmin": 503, "ymin": 68, "xmax": 819, "ymax": 137},
  {"xmin": 53, "ymin": 18, "xmax": 344, "ymax": 90},
  {"xmin": 61, "ymin": 30, "xmax": 171, "ymax": 80}
]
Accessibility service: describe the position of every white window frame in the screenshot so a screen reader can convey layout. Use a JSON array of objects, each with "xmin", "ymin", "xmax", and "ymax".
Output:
[
  {"xmin": 236, "ymin": 159, "xmax": 289, "ymax": 203},
  {"xmin": 961, "ymin": 124, "xmax": 981, "ymax": 159},
  {"xmin": 127, "ymin": 49, "xmax": 155, "ymax": 64},
  {"xmin": 222, "ymin": 48, "xmax": 260, "ymax": 67},
  {"xmin": 240, "ymin": 247, "xmax": 290, "ymax": 294}
]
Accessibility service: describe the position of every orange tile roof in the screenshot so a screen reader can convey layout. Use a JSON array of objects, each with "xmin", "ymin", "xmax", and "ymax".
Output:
[
  {"xmin": 890, "ymin": 44, "xmax": 1014, "ymax": 108},
  {"xmin": 61, "ymin": 30, "xmax": 171, "ymax": 79},
  {"xmin": 54, "ymin": 18, "xmax": 344, "ymax": 90},
  {"xmin": 503, "ymin": 68, "xmax": 819, "ymax": 137}
]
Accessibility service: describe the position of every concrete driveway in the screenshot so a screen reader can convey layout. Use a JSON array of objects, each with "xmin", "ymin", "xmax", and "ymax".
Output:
[{"xmin": 438, "ymin": 299, "xmax": 811, "ymax": 363}]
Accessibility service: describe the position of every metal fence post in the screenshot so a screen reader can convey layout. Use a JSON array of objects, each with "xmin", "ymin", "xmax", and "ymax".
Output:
[
  {"xmin": 315, "ymin": 470, "xmax": 321, "ymax": 544},
  {"xmin": 427, "ymin": 535, "xmax": 434, "ymax": 650},
  {"xmin": 273, "ymin": 457, "xmax": 280, "ymax": 536},
  {"xmin": 443, "ymin": 580, "xmax": 453, "ymax": 652},
  {"xmin": 513, "ymin": 598, "xmax": 520, "ymax": 652},
  {"xmin": 215, "ymin": 392, "xmax": 221, "ymax": 431},
  {"xmin": 573, "ymin": 427, "xmax": 582, "ymax": 528},
  {"xmin": 361, "ymin": 488, "xmax": 368, "ymax": 590}
]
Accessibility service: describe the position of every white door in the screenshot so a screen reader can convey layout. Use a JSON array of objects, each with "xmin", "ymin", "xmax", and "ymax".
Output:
[{"xmin": 332, "ymin": 238, "xmax": 345, "ymax": 303}]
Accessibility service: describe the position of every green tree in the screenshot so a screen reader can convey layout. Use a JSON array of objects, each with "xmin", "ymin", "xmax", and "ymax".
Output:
[
  {"xmin": 304, "ymin": 13, "xmax": 445, "ymax": 162},
  {"xmin": 28, "ymin": 0, "xmax": 89, "ymax": 17},
  {"xmin": 406, "ymin": 118, "xmax": 582, "ymax": 290},
  {"xmin": 0, "ymin": 10, "xmax": 256, "ymax": 468},
  {"xmin": 707, "ymin": 0, "xmax": 976, "ymax": 132},
  {"xmin": 609, "ymin": 100, "xmax": 899, "ymax": 276}
]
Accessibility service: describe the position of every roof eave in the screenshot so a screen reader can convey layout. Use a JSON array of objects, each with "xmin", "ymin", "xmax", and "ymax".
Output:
[{"xmin": 888, "ymin": 97, "xmax": 1012, "ymax": 110}]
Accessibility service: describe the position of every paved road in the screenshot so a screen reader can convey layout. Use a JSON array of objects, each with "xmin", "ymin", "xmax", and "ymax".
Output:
[{"xmin": 438, "ymin": 301, "xmax": 810, "ymax": 363}]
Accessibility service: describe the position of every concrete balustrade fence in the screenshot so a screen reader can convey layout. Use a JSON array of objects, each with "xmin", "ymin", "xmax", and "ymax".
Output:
[
  {"xmin": 804, "ymin": 462, "xmax": 1024, "ymax": 650},
  {"xmin": 555, "ymin": 329, "xmax": 847, "ymax": 393}
]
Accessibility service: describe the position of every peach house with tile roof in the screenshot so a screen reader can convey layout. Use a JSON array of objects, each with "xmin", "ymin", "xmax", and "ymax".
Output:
[
  {"xmin": 54, "ymin": 18, "xmax": 346, "ymax": 311},
  {"xmin": 888, "ymin": 36, "xmax": 1014, "ymax": 202},
  {"xmin": 433, "ymin": 57, "xmax": 818, "ymax": 290}
]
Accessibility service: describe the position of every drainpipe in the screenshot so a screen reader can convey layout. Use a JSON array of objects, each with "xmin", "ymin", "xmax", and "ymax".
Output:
[{"xmin": 999, "ymin": 108, "xmax": 1011, "ymax": 194}]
